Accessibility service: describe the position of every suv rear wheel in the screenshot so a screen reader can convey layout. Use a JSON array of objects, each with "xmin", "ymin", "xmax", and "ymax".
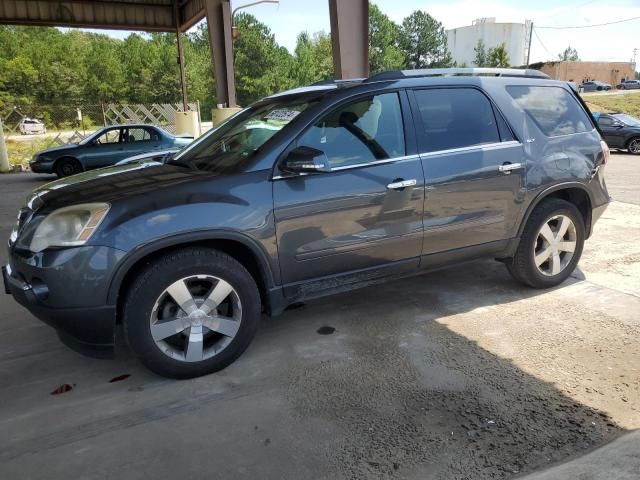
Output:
[
  {"xmin": 506, "ymin": 198, "xmax": 585, "ymax": 288},
  {"xmin": 123, "ymin": 248, "xmax": 260, "ymax": 378}
]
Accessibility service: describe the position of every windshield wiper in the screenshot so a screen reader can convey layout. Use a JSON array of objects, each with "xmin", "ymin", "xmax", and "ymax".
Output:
[{"xmin": 163, "ymin": 152, "xmax": 193, "ymax": 168}]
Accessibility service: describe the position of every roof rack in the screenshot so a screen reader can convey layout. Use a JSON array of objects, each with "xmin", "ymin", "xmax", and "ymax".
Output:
[
  {"xmin": 310, "ymin": 78, "xmax": 366, "ymax": 86},
  {"xmin": 365, "ymin": 67, "xmax": 550, "ymax": 82}
]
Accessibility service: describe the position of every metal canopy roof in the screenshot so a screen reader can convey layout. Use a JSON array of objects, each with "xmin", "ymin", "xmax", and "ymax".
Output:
[{"xmin": 0, "ymin": 0, "xmax": 209, "ymax": 32}]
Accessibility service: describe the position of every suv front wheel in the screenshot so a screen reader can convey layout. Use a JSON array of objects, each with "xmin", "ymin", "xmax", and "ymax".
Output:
[
  {"xmin": 506, "ymin": 198, "xmax": 585, "ymax": 288},
  {"xmin": 123, "ymin": 248, "xmax": 260, "ymax": 378}
]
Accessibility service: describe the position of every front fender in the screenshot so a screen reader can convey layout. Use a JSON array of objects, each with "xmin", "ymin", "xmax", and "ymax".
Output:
[{"xmin": 105, "ymin": 229, "xmax": 278, "ymax": 305}]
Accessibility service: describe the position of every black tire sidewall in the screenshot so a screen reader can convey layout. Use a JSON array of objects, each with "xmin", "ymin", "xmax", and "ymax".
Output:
[
  {"xmin": 56, "ymin": 158, "xmax": 80, "ymax": 178},
  {"xmin": 124, "ymin": 249, "xmax": 260, "ymax": 379},
  {"xmin": 511, "ymin": 199, "xmax": 585, "ymax": 288},
  {"xmin": 627, "ymin": 137, "xmax": 640, "ymax": 155}
]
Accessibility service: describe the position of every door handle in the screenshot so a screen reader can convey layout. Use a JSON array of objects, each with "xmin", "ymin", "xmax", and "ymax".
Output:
[
  {"xmin": 386, "ymin": 179, "xmax": 417, "ymax": 190},
  {"xmin": 498, "ymin": 163, "xmax": 523, "ymax": 174}
]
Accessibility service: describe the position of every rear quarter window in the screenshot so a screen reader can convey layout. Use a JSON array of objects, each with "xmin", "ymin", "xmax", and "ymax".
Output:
[{"xmin": 506, "ymin": 85, "xmax": 593, "ymax": 137}]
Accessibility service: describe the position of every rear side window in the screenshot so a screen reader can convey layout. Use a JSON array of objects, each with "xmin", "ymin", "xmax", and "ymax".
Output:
[
  {"xmin": 598, "ymin": 116, "xmax": 614, "ymax": 127},
  {"xmin": 507, "ymin": 86, "xmax": 592, "ymax": 137},
  {"xmin": 413, "ymin": 88, "xmax": 501, "ymax": 153}
]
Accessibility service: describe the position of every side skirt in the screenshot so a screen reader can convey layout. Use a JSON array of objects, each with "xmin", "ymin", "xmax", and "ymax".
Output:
[{"xmin": 267, "ymin": 238, "xmax": 518, "ymax": 315}]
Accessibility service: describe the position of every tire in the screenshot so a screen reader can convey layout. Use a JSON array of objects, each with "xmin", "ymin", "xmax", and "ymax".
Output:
[
  {"xmin": 506, "ymin": 198, "xmax": 585, "ymax": 289},
  {"xmin": 55, "ymin": 157, "xmax": 82, "ymax": 178},
  {"xmin": 627, "ymin": 137, "xmax": 640, "ymax": 155},
  {"xmin": 123, "ymin": 247, "xmax": 261, "ymax": 379}
]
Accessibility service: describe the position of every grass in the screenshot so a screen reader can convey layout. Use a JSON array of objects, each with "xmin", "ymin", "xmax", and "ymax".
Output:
[
  {"xmin": 5, "ymin": 137, "xmax": 54, "ymax": 166},
  {"xmin": 584, "ymin": 93, "xmax": 640, "ymax": 118}
]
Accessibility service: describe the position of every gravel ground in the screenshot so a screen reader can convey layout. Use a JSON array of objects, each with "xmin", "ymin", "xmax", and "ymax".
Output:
[{"xmin": 0, "ymin": 157, "xmax": 638, "ymax": 480}]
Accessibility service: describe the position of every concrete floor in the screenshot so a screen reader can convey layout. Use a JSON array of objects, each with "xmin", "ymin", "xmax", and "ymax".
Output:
[{"xmin": 1, "ymin": 156, "xmax": 639, "ymax": 479}]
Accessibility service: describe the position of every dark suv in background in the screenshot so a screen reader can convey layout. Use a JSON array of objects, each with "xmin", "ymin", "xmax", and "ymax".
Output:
[
  {"xmin": 4, "ymin": 68, "xmax": 610, "ymax": 378},
  {"xmin": 597, "ymin": 112, "xmax": 640, "ymax": 154}
]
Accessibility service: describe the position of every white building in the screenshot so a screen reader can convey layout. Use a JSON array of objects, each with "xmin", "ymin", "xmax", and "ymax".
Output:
[{"xmin": 446, "ymin": 18, "xmax": 532, "ymax": 67}]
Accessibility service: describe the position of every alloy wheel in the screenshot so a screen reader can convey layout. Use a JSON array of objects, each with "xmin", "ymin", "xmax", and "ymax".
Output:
[
  {"xmin": 629, "ymin": 139, "xmax": 640, "ymax": 154},
  {"xmin": 150, "ymin": 275, "xmax": 242, "ymax": 362},
  {"xmin": 533, "ymin": 214, "xmax": 577, "ymax": 276}
]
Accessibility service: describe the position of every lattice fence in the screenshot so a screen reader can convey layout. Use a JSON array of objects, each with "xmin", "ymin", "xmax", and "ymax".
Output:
[{"xmin": 103, "ymin": 103, "xmax": 199, "ymax": 134}]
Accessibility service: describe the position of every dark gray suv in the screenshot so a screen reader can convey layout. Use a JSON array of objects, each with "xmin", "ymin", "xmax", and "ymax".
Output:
[{"xmin": 4, "ymin": 68, "xmax": 610, "ymax": 378}]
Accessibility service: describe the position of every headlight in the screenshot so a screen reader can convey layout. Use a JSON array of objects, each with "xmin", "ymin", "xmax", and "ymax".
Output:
[{"xmin": 29, "ymin": 203, "xmax": 110, "ymax": 252}]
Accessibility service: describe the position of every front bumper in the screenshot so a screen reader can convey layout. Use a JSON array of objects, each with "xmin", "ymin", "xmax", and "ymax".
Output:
[
  {"xmin": 29, "ymin": 159, "xmax": 54, "ymax": 174},
  {"xmin": 4, "ymin": 245, "xmax": 125, "ymax": 357}
]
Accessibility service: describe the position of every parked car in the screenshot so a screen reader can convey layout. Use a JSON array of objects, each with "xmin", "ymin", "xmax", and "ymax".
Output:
[
  {"xmin": 29, "ymin": 124, "xmax": 193, "ymax": 177},
  {"xmin": 597, "ymin": 112, "xmax": 640, "ymax": 154},
  {"xmin": 580, "ymin": 81, "xmax": 611, "ymax": 92},
  {"xmin": 4, "ymin": 68, "xmax": 610, "ymax": 378},
  {"xmin": 616, "ymin": 80, "xmax": 640, "ymax": 90},
  {"xmin": 19, "ymin": 117, "xmax": 46, "ymax": 135}
]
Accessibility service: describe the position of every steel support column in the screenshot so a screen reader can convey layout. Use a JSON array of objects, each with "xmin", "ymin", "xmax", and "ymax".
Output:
[
  {"xmin": 173, "ymin": 1, "xmax": 188, "ymax": 110},
  {"xmin": 328, "ymin": 0, "xmax": 369, "ymax": 80},
  {"xmin": 205, "ymin": 0, "xmax": 237, "ymax": 107}
]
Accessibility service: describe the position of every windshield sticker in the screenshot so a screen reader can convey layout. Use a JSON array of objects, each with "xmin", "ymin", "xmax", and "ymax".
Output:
[{"xmin": 264, "ymin": 109, "xmax": 300, "ymax": 122}]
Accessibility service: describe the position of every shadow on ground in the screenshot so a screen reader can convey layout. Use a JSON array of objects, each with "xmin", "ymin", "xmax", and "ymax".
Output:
[{"xmin": 264, "ymin": 263, "xmax": 624, "ymax": 479}]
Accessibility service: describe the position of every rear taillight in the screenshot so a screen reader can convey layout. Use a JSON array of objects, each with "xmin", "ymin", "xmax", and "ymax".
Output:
[{"xmin": 600, "ymin": 140, "xmax": 610, "ymax": 165}]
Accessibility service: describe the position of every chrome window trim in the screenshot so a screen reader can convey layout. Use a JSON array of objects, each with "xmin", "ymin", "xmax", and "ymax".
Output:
[
  {"xmin": 419, "ymin": 140, "xmax": 521, "ymax": 158},
  {"xmin": 271, "ymin": 141, "xmax": 522, "ymax": 180},
  {"xmin": 272, "ymin": 154, "xmax": 420, "ymax": 180}
]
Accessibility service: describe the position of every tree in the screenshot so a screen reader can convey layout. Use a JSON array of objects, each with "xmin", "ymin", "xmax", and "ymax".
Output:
[
  {"xmin": 558, "ymin": 46, "xmax": 580, "ymax": 62},
  {"xmin": 487, "ymin": 43, "xmax": 510, "ymax": 67},
  {"xmin": 400, "ymin": 11, "xmax": 453, "ymax": 68},
  {"xmin": 293, "ymin": 31, "xmax": 334, "ymax": 85},
  {"xmin": 369, "ymin": 4, "xmax": 405, "ymax": 74},
  {"xmin": 473, "ymin": 39, "xmax": 488, "ymax": 67},
  {"xmin": 232, "ymin": 13, "xmax": 295, "ymax": 106}
]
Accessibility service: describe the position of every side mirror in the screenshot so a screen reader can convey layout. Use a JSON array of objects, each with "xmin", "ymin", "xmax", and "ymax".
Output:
[
  {"xmin": 281, "ymin": 146, "xmax": 331, "ymax": 174},
  {"xmin": 613, "ymin": 123, "xmax": 624, "ymax": 129}
]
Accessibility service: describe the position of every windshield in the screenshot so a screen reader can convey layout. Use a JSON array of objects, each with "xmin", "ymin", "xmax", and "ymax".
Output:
[
  {"xmin": 173, "ymin": 98, "xmax": 318, "ymax": 173},
  {"xmin": 79, "ymin": 129, "xmax": 104, "ymax": 145},
  {"xmin": 614, "ymin": 114, "xmax": 640, "ymax": 127}
]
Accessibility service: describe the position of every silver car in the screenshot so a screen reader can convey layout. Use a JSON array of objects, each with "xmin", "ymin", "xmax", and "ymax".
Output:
[{"xmin": 19, "ymin": 118, "xmax": 46, "ymax": 135}]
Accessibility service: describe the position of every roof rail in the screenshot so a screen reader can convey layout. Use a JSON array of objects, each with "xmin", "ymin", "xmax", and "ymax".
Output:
[
  {"xmin": 310, "ymin": 78, "xmax": 366, "ymax": 86},
  {"xmin": 366, "ymin": 67, "xmax": 550, "ymax": 82}
]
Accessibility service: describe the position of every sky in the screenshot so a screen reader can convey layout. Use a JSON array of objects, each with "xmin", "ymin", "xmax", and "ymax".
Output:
[{"xmin": 88, "ymin": 0, "xmax": 640, "ymax": 66}]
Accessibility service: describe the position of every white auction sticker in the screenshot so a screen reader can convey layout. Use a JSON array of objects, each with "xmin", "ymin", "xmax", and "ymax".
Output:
[{"xmin": 264, "ymin": 110, "xmax": 300, "ymax": 121}]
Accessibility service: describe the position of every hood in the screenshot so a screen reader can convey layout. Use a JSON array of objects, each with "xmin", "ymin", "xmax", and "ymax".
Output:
[
  {"xmin": 35, "ymin": 144, "xmax": 76, "ymax": 157},
  {"xmin": 26, "ymin": 161, "xmax": 207, "ymax": 212}
]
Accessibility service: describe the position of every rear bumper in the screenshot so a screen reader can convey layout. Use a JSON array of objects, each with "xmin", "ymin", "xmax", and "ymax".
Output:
[{"xmin": 590, "ymin": 202, "xmax": 609, "ymax": 235}]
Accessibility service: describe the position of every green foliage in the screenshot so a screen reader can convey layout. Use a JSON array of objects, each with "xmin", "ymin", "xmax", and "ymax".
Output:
[
  {"xmin": 400, "ymin": 11, "xmax": 453, "ymax": 68},
  {"xmin": 473, "ymin": 39, "xmax": 488, "ymax": 67},
  {"xmin": 487, "ymin": 43, "xmax": 510, "ymax": 68},
  {"xmin": 369, "ymin": 4, "xmax": 405, "ymax": 74},
  {"xmin": 0, "ymin": 6, "xmax": 461, "ymax": 112},
  {"xmin": 293, "ymin": 31, "xmax": 334, "ymax": 85},
  {"xmin": 558, "ymin": 46, "xmax": 580, "ymax": 62},
  {"xmin": 233, "ymin": 13, "xmax": 296, "ymax": 106}
]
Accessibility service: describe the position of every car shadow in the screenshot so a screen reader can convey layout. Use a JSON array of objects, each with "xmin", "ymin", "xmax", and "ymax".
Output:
[{"xmin": 257, "ymin": 260, "xmax": 625, "ymax": 479}]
